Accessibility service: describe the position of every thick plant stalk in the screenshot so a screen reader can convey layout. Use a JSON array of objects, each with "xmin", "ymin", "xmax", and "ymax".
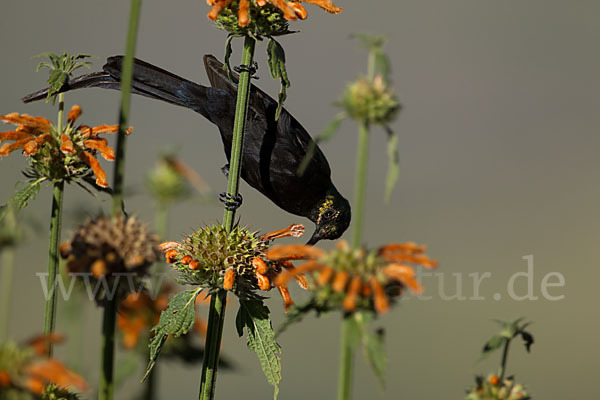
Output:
[
  {"xmin": 350, "ymin": 121, "xmax": 370, "ymax": 249},
  {"xmin": 43, "ymin": 180, "xmax": 64, "ymax": 356},
  {"xmin": 340, "ymin": 51, "xmax": 377, "ymax": 400},
  {"xmin": 0, "ymin": 247, "xmax": 14, "ymax": 342},
  {"xmin": 42, "ymin": 92, "xmax": 66, "ymax": 356},
  {"xmin": 99, "ymin": 1, "xmax": 142, "ymax": 399},
  {"xmin": 198, "ymin": 34, "xmax": 256, "ymax": 400},
  {"xmin": 338, "ymin": 315, "xmax": 356, "ymax": 400}
]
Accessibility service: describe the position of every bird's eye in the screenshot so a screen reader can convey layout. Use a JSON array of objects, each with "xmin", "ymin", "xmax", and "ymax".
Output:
[{"xmin": 323, "ymin": 209, "xmax": 335, "ymax": 220}]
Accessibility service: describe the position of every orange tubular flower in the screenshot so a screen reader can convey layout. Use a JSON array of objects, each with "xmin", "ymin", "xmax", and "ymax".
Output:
[
  {"xmin": 0, "ymin": 105, "xmax": 132, "ymax": 188},
  {"xmin": 0, "ymin": 336, "xmax": 88, "ymax": 397},
  {"xmin": 161, "ymin": 223, "xmax": 310, "ymax": 311},
  {"xmin": 268, "ymin": 240, "xmax": 437, "ymax": 315},
  {"xmin": 207, "ymin": 0, "xmax": 341, "ymax": 27}
]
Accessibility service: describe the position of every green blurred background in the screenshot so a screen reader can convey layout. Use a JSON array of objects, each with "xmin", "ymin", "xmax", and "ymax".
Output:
[{"xmin": 1, "ymin": 0, "xmax": 598, "ymax": 398}]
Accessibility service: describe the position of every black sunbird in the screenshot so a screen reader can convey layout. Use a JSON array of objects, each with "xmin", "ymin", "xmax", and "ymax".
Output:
[{"xmin": 23, "ymin": 55, "xmax": 350, "ymax": 245}]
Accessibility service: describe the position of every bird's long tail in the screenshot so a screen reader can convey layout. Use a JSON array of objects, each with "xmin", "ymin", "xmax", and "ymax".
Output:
[{"xmin": 22, "ymin": 56, "xmax": 215, "ymax": 118}]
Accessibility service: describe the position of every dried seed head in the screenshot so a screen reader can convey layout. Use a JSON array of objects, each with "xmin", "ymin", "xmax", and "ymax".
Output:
[{"xmin": 60, "ymin": 215, "xmax": 161, "ymax": 304}]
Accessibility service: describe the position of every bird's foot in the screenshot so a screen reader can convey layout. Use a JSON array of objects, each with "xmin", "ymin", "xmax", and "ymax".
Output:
[
  {"xmin": 234, "ymin": 62, "xmax": 259, "ymax": 78},
  {"xmin": 219, "ymin": 192, "xmax": 243, "ymax": 211},
  {"xmin": 221, "ymin": 163, "xmax": 230, "ymax": 178}
]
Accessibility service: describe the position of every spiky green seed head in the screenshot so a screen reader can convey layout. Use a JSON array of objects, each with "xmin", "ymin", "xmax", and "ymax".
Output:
[{"xmin": 340, "ymin": 75, "xmax": 401, "ymax": 126}]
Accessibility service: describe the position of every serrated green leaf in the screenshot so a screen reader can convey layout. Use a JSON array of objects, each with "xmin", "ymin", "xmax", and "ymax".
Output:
[
  {"xmin": 384, "ymin": 126, "xmax": 400, "ymax": 203},
  {"xmin": 482, "ymin": 335, "xmax": 505, "ymax": 355},
  {"xmin": 224, "ymin": 34, "xmax": 241, "ymax": 82},
  {"xmin": 4, "ymin": 178, "xmax": 44, "ymax": 216},
  {"xmin": 297, "ymin": 112, "xmax": 346, "ymax": 176},
  {"xmin": 239, "ymin": 300, "xmax": 281, "ymax": 399},
  {"xmin": 142, "ymin": 288, "xmax": 201, "ymax": 381},
  {"xmin": 267, "ymin": 38, "xmax": 290, "ymax": 121}
]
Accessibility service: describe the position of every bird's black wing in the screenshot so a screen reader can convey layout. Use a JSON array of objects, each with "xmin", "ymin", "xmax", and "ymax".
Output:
[{"xmin": 203, "ymin": 55, "xmax": 333, "ymax": 216}]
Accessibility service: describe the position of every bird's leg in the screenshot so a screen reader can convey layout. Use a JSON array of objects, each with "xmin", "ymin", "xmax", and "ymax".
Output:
[
  {"xmin": 234, "ymin": 61, "xmax": 259, "ymax": 78},
  {"xmin": 221, "ymin": 163, "xmax": 230, "ymax": 178},
  {"xmin": 219, "ymin": 192, "xmax": 243, "ymax": 211}
]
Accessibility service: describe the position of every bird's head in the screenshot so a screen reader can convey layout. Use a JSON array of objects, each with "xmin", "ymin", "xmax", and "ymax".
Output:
[{"xmin": 307, "ymin": 188, "xmax": 351, "ymax": 245}]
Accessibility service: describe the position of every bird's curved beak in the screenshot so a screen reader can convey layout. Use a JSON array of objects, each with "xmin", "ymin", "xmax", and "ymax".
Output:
[{"xmin": 306, "ymin": 229, "xmax": 321, "ymax": 246}]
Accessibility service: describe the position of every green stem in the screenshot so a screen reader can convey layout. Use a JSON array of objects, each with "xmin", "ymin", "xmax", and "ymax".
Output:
[
  {"xmin": 100, "ymin": 1, "xmax": 142, "ymax": 399},
  {"xmin": 498, "ymin": 339, "xmax": 511, "ymax": 382},
  {"xmin": 0, "ymin": 247, "xmax": 14, "ymax": 341},
  {"xmin": 43, "ymin": 181, "xmax": 64, "ymax": 356},
  {"xmin": 198, "ymin": 290, "xmax": 228, "ymax": 400},
  {"xmin": 222, "ymin": 35, "xmax": 256, "ymax": 232},
  {"xmin": 351, "ymin": 122, "xmax": 370, "ymax": 249},
  {"xmin": 337, "ymin": 316, "xmax": 356, "ymax": 400},
  {"xmin": 99, "ymin": 297, "xmax": 118, "ymax": 400},
  {"xmin": 57, "ymin": 93, "xmax": 65, "ymax": 132},
  {"xmin": 199, "ymin": 34, "xmax": 256, "ymax": 400},
  {"xmin": 111, "ymin": 0, "xmax": 142, "ymax": 218}
]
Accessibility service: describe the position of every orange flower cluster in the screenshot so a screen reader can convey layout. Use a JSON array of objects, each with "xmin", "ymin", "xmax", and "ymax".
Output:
[
  {"xmin": 117, "ymin": 285, "xmax": 209, "ymax": 349},
  {"xmin": 0, "ymin": 334, "xmax": 87, "ymax": 397},
  {"xmin": 160, "ymin": 224, "xmax": 309, "ymax": 311},
  {"xmin": 207, "ymin": 0, "xmax": 342, "ymax": 27},
  {"xmin": 268, "ymin": 240, "xmax": 437, "ymax": 314},
  {"xmin": 0, "ymin": 105, "xmax": 132, "ymax": 187}
]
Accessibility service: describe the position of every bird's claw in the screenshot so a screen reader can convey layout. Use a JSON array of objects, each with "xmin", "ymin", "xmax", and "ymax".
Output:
[
  {"xmin": 234, "ymin": 62, "xmax": 259, "ymax": 78},
  {"xmin": 219, "ymin": 192, "xmax": 243, "ymax": 211},
  {"xmin": 221, "ymin": 163, "xmax": 230, "ymax": 178}
]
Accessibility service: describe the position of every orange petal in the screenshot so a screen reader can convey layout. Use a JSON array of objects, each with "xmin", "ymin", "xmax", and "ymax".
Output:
[
  {"xmin": 277, "ymin": 284, "xmax": 294, "ymax": 312},
  {"xmin": 370, "ymin": 277, "xmax": 389, "ymax": 314},
  {"xmin": 342, "ymin": 276, "xmax": 362, "ymax": 311},
  {"xmin": 1, "ymin": 113, "xmax": 52, "ymax": 133},
  {"xmin": 91, "ymin": 259, "xmax": 107, "ymax": 278},
  {"xmin": 0, "ymin": 370, "xmax": 11, "ymax": 387},
  {"xmin": 382, "ymin": 253, "xmax": 438, "ymax": 269},
  {"xmin": 189, "ymin": 259, "xmax": 200, "ymax": 270},
  {"xmin": 238, "ymin": 0, "xmax": 250, "ymax": 26},
  {"xmin": 159, "ymin": 241, "xmax": 179, "ymax": 252},
  {"xmin": 165, "ymin": 249, "xmax": 179, "ymax": 263},
  {"xmin": 67, "ymin": 105, "xmax": 82, "ymax": 123},
  {"xmin": 300, "ymin": 0, "xmax": 342, "ymax": 14},
  {"xmin": 207, "ymin": 0, "xmax": 232, "ymax": 20},
  {"xmin": 223, "ymin": 268, "xmax": 236, "ymax": 290},
  {"xmin": 281, "ymin": 261, "xmax": 309, "ymax": 289},
  {"xmin": 180, "ymin": 255, "xmax": 193, "ymax": 265},
  {"xmin": 83, "ymin": 138, "xmax": 115, "ymax": 161},
  {"xmin": 274, "ymin": 259, "xmax": 322, "ymax": 286},
  {"xmin": 26, "ymin": 359, "xmax": 88, "ymax": 392},
  {"xmin": 256, "ymin": 271, "xmax": 271, "ymax": 291},
  {"xmin": 23, "ymin": 133, "xmax": 53, "ymax": 156},
  {"xmin": 25, "ymin": 377, "xmax": 45, "ymax": 395},
  {"xmin": 332, "ymin": 271, "xmax": 349, "ymax": 292},
  {"xmin": 80, "ymin": 151, "xmax": 108, "ymax": 187},
  {"xmin": 271, "ymin": 0, "xmax": 298, "ymax": 19},
  {"xmin": 257, "ymin": 0, "xmax": 267, "ymax": 6},
  {"xmin": 26, "ymin": 333, "xmax": 65, "ymax": 356},
  {"xmin": 379, "ymin": 242, "xmax": 426, "ymax": 255},
  {"xmin": 60, "ymin": 133, "xmax": 76, "ymax": 154},
  {"xmin": 361, "ymin": 283, "xmax": 372, "ymax": 297},
  {"xmin": 165, "ymin": 157, "xmax": 211, "ymax": 195},
  {"xmin": 0, "ymin": 131, "xmax": 32, "ymax": 142},
  {"xmin": 252, "ymin": 256, "xmax": 269, "ymax": 274},
  {"xmin": 0, "ymin": 137, "xmax": 34, "ymax": 156},
  {"xmin": 265, "ymin": 244, "xmax": 324, "ymax": 261},
  {"xmin": 317, "ymin": 266, "xmax": 334, "ymax": 286},
  {"xmin": 261, "ymin": 224, "xmax": 305, "ymax": 241},
  {"xmin": 79, "ymin": 124, "xmax": 131, "ymax": 138},
  {"xmin": 288, "ymin": 1, "xmax": 308, "ymax": 19},
  {"xmin": 382, "ymin": 264, "xmax": 424, "ymax": 293}
]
